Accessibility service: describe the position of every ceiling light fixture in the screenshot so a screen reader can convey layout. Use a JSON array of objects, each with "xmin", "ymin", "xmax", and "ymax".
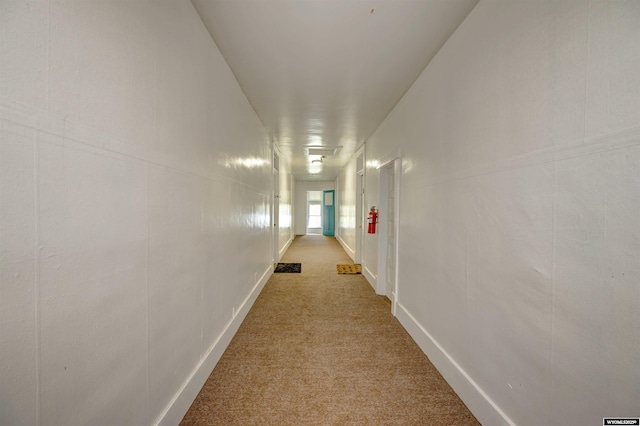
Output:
[
  {"xmin": 305, "ymin": 146, "xmax": 342, "ymax": 156},
  {"xmin": 311, "ymin": 156, "xmax": 325, "ymax": 164}
]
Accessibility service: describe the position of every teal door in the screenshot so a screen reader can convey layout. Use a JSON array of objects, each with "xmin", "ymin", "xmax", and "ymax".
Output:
[{"xmin": 322, "ymin": 190, "xmax": 335, "ymax": 236}]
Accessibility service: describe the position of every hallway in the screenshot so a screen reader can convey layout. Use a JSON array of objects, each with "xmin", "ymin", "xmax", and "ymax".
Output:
[
  {"xmin": 3, "ymin": 1, "xmax": 639, "ymax": 424},
  {"xmin": 180, "ymin": 235, "xmax": 478, "ymax": 425}
]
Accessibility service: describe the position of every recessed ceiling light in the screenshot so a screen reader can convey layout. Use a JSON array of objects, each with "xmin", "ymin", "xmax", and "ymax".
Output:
[{"xmin": 305, "ymin": 146, "xmax": 341, "ymax": 156}]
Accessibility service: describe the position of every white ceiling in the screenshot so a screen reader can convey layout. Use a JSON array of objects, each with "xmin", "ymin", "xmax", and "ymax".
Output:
[{"xmin": 192, "ymin": 0, "xmax": 479, "ymax": 181}]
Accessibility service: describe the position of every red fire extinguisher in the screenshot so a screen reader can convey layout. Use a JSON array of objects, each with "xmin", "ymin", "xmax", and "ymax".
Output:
[{"xmin": 367, "ymin": 206, "xmax": 378, "ymax": 234}]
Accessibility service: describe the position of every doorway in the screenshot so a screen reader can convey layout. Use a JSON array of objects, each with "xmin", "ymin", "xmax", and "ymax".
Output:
[
  {"xmin": 355, "ymin": 149, "xmax": 365, "ymax": 264},
  {"xmin": 377, "ymin": 159, "xmax": 400, "ymax": 313},
  {"xmin": 322, "ymin": 190, "xmax": 335, "ymax": 236},
  {"xmin": 273, "ymin": 151, "xmax": 280, "ymax": 264},
  {"xmin": 306, "ymin": 191, "xmax": 323, "ymax": 234}
]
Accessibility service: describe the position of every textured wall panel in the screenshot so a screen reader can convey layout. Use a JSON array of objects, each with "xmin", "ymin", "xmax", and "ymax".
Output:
[
  {"xmin": 364, "ymin": 1, "xmax": 640, "ymax": 424},
  {"xmin": 0, "ymin": 1, "xmax": 277, "ymax": 424}
]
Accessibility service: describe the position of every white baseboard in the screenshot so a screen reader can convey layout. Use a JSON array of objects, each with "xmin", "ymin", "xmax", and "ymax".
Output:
[
  {"xmin": 362, "ymin": 264, "xmax": 377, "ymax": 292},
  {"xmin": 279, "ymin": 235, "xmax": 294, "ymax": 259},
  {"xmin": 336, "ymin": 236, "xmax": 355, "ymax": 261},
  {"xmin": 395, "ymin": 302, "xmax": 515, "ymax": 426},
  {"xmin": 155, "ymin": 264, "xmax": 273, "ymax": 426}
]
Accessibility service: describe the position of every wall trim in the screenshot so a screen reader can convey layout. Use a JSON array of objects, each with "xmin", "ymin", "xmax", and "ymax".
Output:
[
  {"xmin": 155, "ymin": 264, "xmax": 273, "ymax": 426},
  {"xmin": 279, "ymin": 234, "xmax": 294, "ymax": 259},
  {"xmin": 376, "ymin": 147, "xmax": 402, "ymax": 170},
  {"xmin": 362, "ymin": 264, "xmax": 377, "ymax": 293},
  {"xmin": 395, "ymin": 302, "xmax": 515, "ymax": 426},
  {"xmin": 336, "ymin": 235, "xmax": 355, "ymax": 261}
]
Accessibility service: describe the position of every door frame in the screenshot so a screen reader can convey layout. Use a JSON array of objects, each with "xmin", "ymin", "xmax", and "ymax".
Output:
[
  {"xmin": 322, "ymin": 189, "xmax": 335, "ymax": 236},
  {"xmin": 306, "ymin": 190, "xmax": 323, "ymax": 234},
  {"xmin": 272, "ymin": 147, "xmax": 280, "ymax": 264},
  {"xmin": 377, "ymin": 155, "xmax": 401, "ymax": 315},
  {"xmin": 354, "ymin": 146, "xmax": 365, "ymax": 264}
]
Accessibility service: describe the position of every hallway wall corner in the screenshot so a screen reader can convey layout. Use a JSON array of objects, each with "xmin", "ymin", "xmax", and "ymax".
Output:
[{"xmin": 155, "ymin": 264, "xmax": 273, "ymax": 426}]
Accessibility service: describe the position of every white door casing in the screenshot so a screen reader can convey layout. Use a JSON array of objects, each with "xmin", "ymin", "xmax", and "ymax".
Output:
[{"xmin": 377, "ymin": 156, "xmax": 400, "ymax": 315}]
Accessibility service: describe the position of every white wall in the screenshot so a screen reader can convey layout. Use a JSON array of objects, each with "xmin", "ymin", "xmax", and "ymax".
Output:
[
  {"xmin": 0, "ymin": 2, "xmax": 279, "ymax": 425},
  {"xmin": 293, "ymin": 180, "xmax": 335, "ymax": 235},
  {"xmin": 365, "ymin": 1, "xmax": 640, "ymax": 425},
  {"xmin": 337, "ymin": 156, "xmax": 357, "ymax": 259},
  {"xmin": 277, "ymin": 160, "xmax": 294, "ymax": 256}
]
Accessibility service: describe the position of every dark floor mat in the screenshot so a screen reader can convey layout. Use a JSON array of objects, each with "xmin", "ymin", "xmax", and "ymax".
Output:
[{"xmin": 274, "ymin": 263, "xmax": 301, "ymax": 273}]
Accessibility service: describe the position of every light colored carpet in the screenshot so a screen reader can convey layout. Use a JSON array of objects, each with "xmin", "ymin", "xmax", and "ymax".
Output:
[{"xmin": 180, "ymin": 235, "xmax": 479, "ymax": 425}]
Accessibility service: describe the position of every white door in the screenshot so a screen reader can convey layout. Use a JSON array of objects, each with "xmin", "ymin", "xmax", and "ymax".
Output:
[
  {"xmin": 356, "ymin": 171, "xmax": 365, "ymax": 263},
  {"xmin": 273, "ymin": 154, "xmax": 279, "ymax": 264},
  {"xmin": 377, "ymin": 158, "xmax": 399, "ymax": 313},
  {"xmin": 384, "ymin": 163, "xmax": 396, "ymax": 300}
]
